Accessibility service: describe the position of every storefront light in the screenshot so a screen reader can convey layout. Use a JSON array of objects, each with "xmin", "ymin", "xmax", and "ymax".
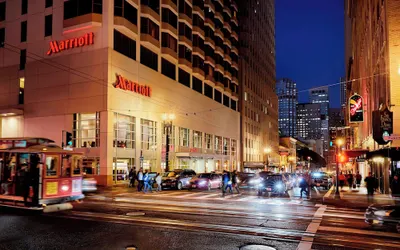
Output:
[{"xmin": 372, "ymin": 157, "xmax": 385, "ymax": 163}]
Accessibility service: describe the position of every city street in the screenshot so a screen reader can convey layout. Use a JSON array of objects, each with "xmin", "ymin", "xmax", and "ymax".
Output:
[{"xmin": 2, "ymin": 188, "xmax": 400, "ymax": 250}]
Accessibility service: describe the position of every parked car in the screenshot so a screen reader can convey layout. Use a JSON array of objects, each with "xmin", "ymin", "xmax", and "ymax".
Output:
[
  {"xmin": 161, "ymin": 169, "xmax": 196, "ymax": 190},
  {"xmin": 188, "ymin": 173, "xmax": 222, "ymax": 190},
  {"xmin": 257, "ymin": 172, "xmax": 287, "ymax": 196},
  {"xmin": 237, "ymin": 172, "xmax": 256, "ymax": 188},
  {"xmin": 311, "ymin": 172, "xmax": 332, "ymax": 190},
  {"xmin": 365, "ymin": 204, "xmax": 400, "ymax": 233}
]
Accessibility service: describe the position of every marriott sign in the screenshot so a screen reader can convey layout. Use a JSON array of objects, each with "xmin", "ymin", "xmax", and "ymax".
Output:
[{"xmin": 47, "ymin": 32, "xmax": 94, "ymax": 55}]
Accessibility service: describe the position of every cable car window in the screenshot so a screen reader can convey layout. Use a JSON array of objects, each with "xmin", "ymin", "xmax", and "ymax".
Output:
[
  {"xmin": 72, "ymin": 155, "xmax": 82, "ymax": 176},
  {"xmin": 45, "ymin": 155, "xmax": 59, "ymax": 177},
  {"xmin": 61, "ymin": 155, "xmax": 71, "ymax": 177}
]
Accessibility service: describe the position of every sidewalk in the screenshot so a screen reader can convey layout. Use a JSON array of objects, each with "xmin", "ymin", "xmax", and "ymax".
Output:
[{"xmin": 323, "ymin": 186, "xmax": 396, "ymax": 209}]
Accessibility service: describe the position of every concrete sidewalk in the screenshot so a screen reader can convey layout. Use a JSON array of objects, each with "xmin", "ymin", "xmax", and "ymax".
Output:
[{"xmin": 323, "ymin": 186, "xmax": 396, "ymax": 209}]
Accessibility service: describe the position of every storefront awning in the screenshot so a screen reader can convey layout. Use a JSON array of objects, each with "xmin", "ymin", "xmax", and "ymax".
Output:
[
  {"xmin": 344, "ymin": 149, "xmax": 369, "ymax": 158},
  {"xmin": 0, "ymin": 108, "xmax": 23, "ymax": 116},
  {"xmin": 366, "ymin": 148, "xmax": 400, "ymax": 161}
]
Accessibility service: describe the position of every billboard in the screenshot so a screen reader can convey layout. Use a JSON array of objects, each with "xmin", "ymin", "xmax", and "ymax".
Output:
[
  {"xmin": 349, "ymin": 94, "xmax": 364, "ymax": 123},
  {"xmin": 373, "ymin": 105, "xmax": 393, "ymax": 145}
]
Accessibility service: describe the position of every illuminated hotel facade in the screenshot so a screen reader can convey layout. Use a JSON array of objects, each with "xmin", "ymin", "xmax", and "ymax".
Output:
[{"xmin": 0, "ymin": 0, "xmax": 240, "ymax": 186}]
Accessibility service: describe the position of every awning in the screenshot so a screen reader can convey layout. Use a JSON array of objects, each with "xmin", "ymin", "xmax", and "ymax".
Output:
[
  {"xmin": 366, "ymin": 148, "xmax": 400, "ymax": 161},
  {"xmin": 0, "ymin": 108, "xmax": 23, "ymax": 117},
  {"xmin": 344, "ymin": 149, "xmax": 369, "ymax": 158}
]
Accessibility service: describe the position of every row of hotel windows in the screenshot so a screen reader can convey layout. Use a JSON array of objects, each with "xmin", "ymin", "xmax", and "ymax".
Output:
[
  {"xmin": 113, "ymin": 29, "xmax": 237, "ymax": 111},
  {"xmin": 72, "ymin": 112, "xmax": 237, "ymax": 155}
]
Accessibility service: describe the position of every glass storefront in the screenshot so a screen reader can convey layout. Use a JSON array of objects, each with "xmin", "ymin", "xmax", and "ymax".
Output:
[
  {"xmin": 113, "ymin": 158, "xmax": 134, "ymax": 182},
  {"xmin": 73, "ymin": 113, "xmax": 100, "ymax": 148},
  {"xmin": 114, "ymin": 113, "xmax": 135, "ymax": 148}
]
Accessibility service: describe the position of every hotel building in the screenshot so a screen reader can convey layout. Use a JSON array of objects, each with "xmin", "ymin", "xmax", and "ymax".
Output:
[{"xmin": 0, "ymin": 0, "xmax": 240, "ymax": 186}]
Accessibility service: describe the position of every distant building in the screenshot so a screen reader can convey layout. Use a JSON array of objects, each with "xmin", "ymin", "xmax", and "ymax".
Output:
[
  {"xmin": 340, "ymin": 77, "xmax": 347, "ymax": 109},
  {"xmin": 296, "ymin": 103, "xmax": 322, "ymax": 141},
  {"xmin": 329, "ymin": 108, "xmax": 343, "ymax": 128},
  {"xmin": 309, "ymin": 87, "xmax": 329, "ymax": 159},
  {"xmin": 276, "ymin": 78, "xmax": 297, "ymax": 137}
]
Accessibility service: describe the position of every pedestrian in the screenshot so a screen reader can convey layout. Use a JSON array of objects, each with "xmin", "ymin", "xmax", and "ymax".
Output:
[
  {"xmin": 339, "ymin": 172, "xmax": 346, "ymax": 190},
  {"xmin": 355, "ymin": 171, "xmax": 362, "ymax": 189},
  {"xmin": 365, "ymin": 172, "xmax": 376, "ymax": 203},
  {"xmin": 299, "ymin": 174, "xmax": 308, "ymax": 199},
  {"xmin": 137, "ymin": 168, "xmax": 143, "ymax": 192},
  {"xmin": 155, "ymin": 173, "xmax": 162, "ymax": 192},
  {"xmin": 391, "ymin": 175, "xmax": 400, "ymax": 205},
  {"xmin": 143, "ymin": 170, "xmax": 152, "ymax": 193},
  {"xmin": 231, "ymin": 170, "xmax": 240, "ymax": 194},
  {"xmin": 221, "ymin": 170, "xmax": 230, "ymax": 197},
  {"xmin": 225, "ymin": 171, "xmax": 233, "ymax": 194},
  {"xmin": 131, "ymin": 167, "xmax": 137, "ymax": 187},
  {"xmin": 347, "ymin": 172, "xmax": 354, "ymax": 190},
  {"xmin": 306, "ymin": 171, "xmax": 313, "ymax": 198},
  {"xmin": 128, "ymin": 168, "xmax": 134, "ymax": 187}
]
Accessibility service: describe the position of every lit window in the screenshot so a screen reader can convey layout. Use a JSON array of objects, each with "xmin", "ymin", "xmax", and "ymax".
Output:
[
  {"xmin": 73, "ymin": 113, "xmax": 101, "ymax": 148},
  {"xmin": 141, "ymin": 119, "xmax": 157, "ymax": 150},
  {"xmin": 114, "ymin": 113, "xmax": 135, "ymax": 149}
]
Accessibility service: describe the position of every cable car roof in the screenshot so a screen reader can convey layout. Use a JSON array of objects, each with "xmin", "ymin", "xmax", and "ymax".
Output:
[{"xmin": 0, "ymin": 144, "xmax": 82, "ymax": 154}]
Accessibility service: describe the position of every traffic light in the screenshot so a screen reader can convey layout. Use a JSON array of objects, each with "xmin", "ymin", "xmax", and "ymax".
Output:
[
  {"xmin": 330, "ymin": 141, "xmax": 333, "ymax": 147},
  {"xmin": 66, "ymin": 132, "xmax": 73, "ymax": 146}
]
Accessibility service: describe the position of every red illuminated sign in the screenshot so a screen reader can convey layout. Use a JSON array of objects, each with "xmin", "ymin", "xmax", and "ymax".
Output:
[
  {"xmin": 47, "ymin": 32, "xmax": 94, "ymax": 55},
  {"xmin": 114, "ymin": 74, "xmax": 152, "ymax": 97},
  {"xmin": 349, "ymin": 94, "xmax": 364, "ymax": 123}
]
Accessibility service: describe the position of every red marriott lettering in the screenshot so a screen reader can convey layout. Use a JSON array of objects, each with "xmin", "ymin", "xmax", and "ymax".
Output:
[
  {"xmin": 47, "ymin": 32, "xmax": 94, "ymax": 55},
  {"xmin": 114, "ymin": 74, "xmax": 152, "ymax": 97}
]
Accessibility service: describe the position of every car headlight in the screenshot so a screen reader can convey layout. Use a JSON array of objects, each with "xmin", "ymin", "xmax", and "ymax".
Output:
[
  {"xmin": 199, "ymin": 180, "xmax": 207, "ymax": 186},
  {"xmin": 250, "ymin": 178, "xmax": 262, "ymax": 184},
  {"xmin": 275, "ymin": 183, "xmax": 284, "ymax": 190},
  {"xmin": 258, "ymin": 183, "xmax": 264, "ymax": 188},
  {"xmin": 374, "ymin": 210, "xmax": 393, "ymax": 217}
]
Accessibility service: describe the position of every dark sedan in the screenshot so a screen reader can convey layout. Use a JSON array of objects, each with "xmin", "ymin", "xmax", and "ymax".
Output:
[{"xmin": 365, "ymin": 204, "xmax": 400, "ymax": 233}]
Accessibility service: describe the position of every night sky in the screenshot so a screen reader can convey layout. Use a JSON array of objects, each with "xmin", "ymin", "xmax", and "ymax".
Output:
[{"xmin": 275, "ymin": 0, "xmax": 345, "ymax": 108}]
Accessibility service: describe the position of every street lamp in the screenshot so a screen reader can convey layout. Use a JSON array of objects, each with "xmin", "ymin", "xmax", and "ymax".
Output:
[
  {"xmin": 162, "ymin": 113, "xmax": 175, "ymax": 172},
  {"xmin": 307, "ymin": 156, "xmax": 311, "ymax": 171},
  {"xmin": 334, "ymin": 138, "xmax": 344, "ymax": 199},
  {"xmin": 264, "ymin": 147, "xmax": 271, "ymax": 171}
]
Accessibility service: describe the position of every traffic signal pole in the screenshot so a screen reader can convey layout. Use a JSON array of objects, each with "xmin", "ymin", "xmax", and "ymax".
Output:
[{"xmin": 334, "ymin": 145, "xmax": 341, "ymax": 199}]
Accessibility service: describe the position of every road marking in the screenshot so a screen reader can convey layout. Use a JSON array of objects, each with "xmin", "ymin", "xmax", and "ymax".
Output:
[
  {"xmin": 296, "ymin": 204, "xmax": 326, "ymax": 250},
  {"xmin": 323, "ymin": 212, "xmax": 365, "ymax": 220},
  {"xmin": 200, "ymin": 193, "xmax": 221, "ymax": 199},
  {"xmin": 318, "ymin": 225, "xmax": 400, "ymax": 238},
  {"xmin": 175, "ymin": 192, "xmax": 203, "ymax": 198}
]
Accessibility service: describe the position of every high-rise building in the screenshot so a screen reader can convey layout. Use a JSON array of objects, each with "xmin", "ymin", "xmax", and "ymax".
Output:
[
  {"xmin": 296, "ymin": 103, "xmax": 322, "ymax": 141},
  {"xmin": 276, "ymin": 78, "xmax": 297, "ymax": 137},
  {"xmin": 340, "ymin": 77, "xmax": 347, "ymax": 109},
  {"xmin": 309, "ymin": 87, "xmax": 329, "ymax": 159},
  {"xmin": 329, "ymin": 108, "xmax": 344, "ymax": 128},
  {"xmin": 0, "ymin": 0, "xmax": 241, "ymax": 186},
  {"xmin": 239, "ymin": 0, "xmax": 278, "ymax": 169}
]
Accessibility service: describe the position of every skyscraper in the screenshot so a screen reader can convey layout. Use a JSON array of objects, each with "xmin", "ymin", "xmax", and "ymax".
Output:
[
  {"xmin": 276, "ymin": 78, "xmax": 297, "ymax": 137},
  {"xmin": 296, "ymin": 103, "xmax": 322, "ymax": 141},
  {"xmin": 340, "ymin": 77, "xmax": 347, "ymax": 108},
  {"xmin": 309, "ymin": 87, "xmax": 329, "ymax": 159},
  {"xmin": 239, "ymin": 0, "xmax": 278, "ymax": 168}
]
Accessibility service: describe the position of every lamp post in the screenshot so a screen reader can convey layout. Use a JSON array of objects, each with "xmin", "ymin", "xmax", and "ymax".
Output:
[
  {"xmin": 334, "ymin": 138, "xmax": 344, "ymax": 199},
  {"xmin": 162, "ymin": 113, "xmax": 175, "ymax": 172},
  {"xmin": 264, "ymin": 147, "xmax": 271, "ymax": 171},
  {"xmin": 307, "ymin": 156, "xmax": 311, "ymax": 171}
]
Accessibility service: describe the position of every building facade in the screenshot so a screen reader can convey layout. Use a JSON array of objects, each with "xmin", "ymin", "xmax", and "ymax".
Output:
[
  {"xmin": 238, "ymin": 0, "xmax": 278, "ymax": 170},
  {"xmin": 276, "ymin": 78, "xmax": 297, "ymax": 137},
  {"xmin": 0, "ymin": 0, "xmax": 241, "ymax": 186},
  {"xmin": 309, "ymin": 87, "xmax": 329, "ymax": 159}
]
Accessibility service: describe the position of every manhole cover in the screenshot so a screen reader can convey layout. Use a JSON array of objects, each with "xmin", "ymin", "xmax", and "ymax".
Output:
[
  {"xmin": 240, "ymin": 245, "xmax": 276, "ymax": 250},
  {"xmin": 126, "ymin": 212, "xmax": 145, "ymax": 216}
]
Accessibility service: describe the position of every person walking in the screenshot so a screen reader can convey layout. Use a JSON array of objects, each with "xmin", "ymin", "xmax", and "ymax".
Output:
[
  {"xmin": 231, "ymin": 170, "xmax": 240, "ymax": 194},
  {"xmin": 143, "ymin": 170, "xmax": 152, "ymax": 193},
  {"xmin": 339, "ymin": 172, "xmax": 346, "ymax": 190},
  {"xmin": 355, "ymin": 172, "xmax": 362, "ymax": 189},
  {"xmin": 391, "ymin": 175, "xmax": 400, "ymax": 205},
  {"xmin": 299, "ymin": 174, "xmax": 308, "ymax": 199},
  {"xmin": 365, "ymin": 172, "xmax": 376, "ymax": 203},
  {"xmin": 347, "ymin": 172, "xmax": 354, "ymax": 190},
  {"xmin": 221, "ymin": 170, "xmax": 230, "ymax": 197},
  {"xmin": 137, "ymin": 168, "xmax": 143, "ymax": 192},
  {"xmin": 155, "ymin": 173, "xmax": 162, "ymax": 192}
]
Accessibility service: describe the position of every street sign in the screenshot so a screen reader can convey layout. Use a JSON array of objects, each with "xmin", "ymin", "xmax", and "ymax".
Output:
[{"xmin": 383, "ymin": 134, "xmax": 400, "ymax": 141}]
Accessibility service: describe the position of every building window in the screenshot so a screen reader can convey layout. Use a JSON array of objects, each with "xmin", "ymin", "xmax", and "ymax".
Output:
[
  {"xmin": 179, "ymin": 128, "xmax": 189, "ymax": 147},
  {"xmin": 178, "ymin": 22, "xmax": 192, "ymax": 40},
  {"xmin": 231, "ymin": 139, "xmax": 237, "ymax": 156},
  {"xmin": 141, "ymin": 119, "xmax": 157, "ymax": 150},
  {"xmin": 231, "ymin": 100, "xmax": 237, "ymax": 111},
  {"xmin": 83, "ymin": 157, "xmax": 100, "ymax": 176},
  {"xmin": 64, "ymin": 0, "xmax": 102, "ymax": 20},
  {"xmin": 22, "ymin": 0, "xmax": 28, "ymax": 15},
  {"xmin": 140, "ymin": 46, "xmax": 158, "ymax": 71},
  {"xmin": 21, "ymin": 21, "xmax": 27, "ymax": 42},
  {"xmin": 192, "ymin": 76, "xmax": 202, "ymax": 94},
  {"xmin": 193, "ymin": 131, "xmax": 202, "ymax": 148},
  {"xmin": 215, "ymin": 136, "xmax": 222, "ymax": 154},
  {"xmin": 223, "ymin": 95, "xmax": 229, "ymax": 108},
  {"xmin": 0, "ymin": 28, "xmax": 4, "ymax": 47},
  {"xmin": 114, "ymin": 0, "xmax": 137, "ymax": 25},
  {"xmin": 178, "ymin": 0, "xmax": 192, "ymax": 18},
  {"xmin": 178, "ymin": 68, "xmax": 190, "ymax": 87},
  {"xmin": 214, "ymin": 89, "xmax": 222, "ymax": 103},
  {"xmin": 178, "ymin": 44, "xmax": 192, "ymax": 62},
  {"xmin": 141, "ymin": 0, "xmax": 160, "ymax": 14},
  {"xmin": 204, "ymin": 83, "xmax": 213, "ymax": 99},
  {"xmin": 45, "ymin": 0, "xmax": 53, "ymax": 8},
  {"xmin": 161, "ymin": 32, "xmax": 177, "ymax": 52},
  {"xmin": 223, "ymin": 138, "xmax": 229, "ymax": 155},
  {"xmin": 19, "ymin": 49, "xmax": 26, "ymax": 70},
  {"xmin": 205, "ymin": 133, "xmax": 212, "ymax": 150},
  {"xmin": 19, "ymin": 77, "xmax": 24, "ymax": 105},
  {"xmin": 161, "ymin": 58, "xmax": 176, "ymax": 80},
  {"xmin": 73, "ymin": 113, "xmax": 101, "ymax": 148},
  {"xmin": 114, "ymin": 113, "xmax": 135, "ymax": 149},
  {"xmin": 141, "ymin": 17, "xmax": 160, "ymax": 40},
  {"xmin": 114, "ymin": 29, "xmax": 136, "ymax": 60},
  {"xmin": 45, "ymin": 15, "xmax": 52, "ymax": 37},
  {"xmin": 244, "ymin": 92, "xmax": 248, "ymax": 101},
  {"xmin": 0, "ymin": 2, "xmax": 5, "ymax": 22},
  {"xmin": 162, "ymin": 8, "xmax": 177, "ymax": 29}
]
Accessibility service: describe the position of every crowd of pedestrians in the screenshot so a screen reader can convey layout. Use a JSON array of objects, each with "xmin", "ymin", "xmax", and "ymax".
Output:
[{"xmin": 128, "ymin": 167, "xmax": 163, "ymax": 193}]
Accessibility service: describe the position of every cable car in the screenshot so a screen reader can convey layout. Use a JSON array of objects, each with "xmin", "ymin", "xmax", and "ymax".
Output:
[{"xmin": 0, "ymin": 138, "xmax": 84, "ymax": 212}]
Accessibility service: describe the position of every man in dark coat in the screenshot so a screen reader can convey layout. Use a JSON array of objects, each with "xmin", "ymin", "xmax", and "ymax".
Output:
[
  {"xmin": 391, "ymin": 175, "xmax": 400, "ymax": 205},
  {"xmin": 365, "ymin": 172, "xmax": 376, "ymax": 204}
]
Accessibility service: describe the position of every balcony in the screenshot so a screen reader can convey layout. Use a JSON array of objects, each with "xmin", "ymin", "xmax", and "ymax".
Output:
[
  {"xmin": 231, "ymin": 16, "xmax": 238, "ymax": 26},
  {"xmin": 215, "ymin": 63, "xmax": 224, "ymax": 74},
  {"xmin": 141, "ymin": 34, "xmax": 160, "ymax": 48},
  {"xmin": 224, "ymin": 87, "xmax": 232, "ymax": 95},
  {"xmin": 231, "ymin": 2, "xmax": 238, "ymax": 12},
  {"xmin": 224, "ymin": 70, "xmax": 232, "ymax": 80},
  {"xmin": 161, "ymin": 47, "xmax": 178, "ymax": 60},
  {"xmin": 223, "ymin": 6, "xmax": 232, "ymax": 17},
  {"xmin": 193, "ymin": 66, "xmax": 205, "ymax": 78},
  {"xmin": 204, "ymin": 37, "xmax": 215, "ymax": 48},
  {"xmin": 224, "ymin": 54, "xmax": 232, "ymax": 64},
  {"xmin": 179, "ymin": 13, "xmax": 192, "ymax": 26},
  {"xmin": 215, "ymin": 12, "xmax": 223, "ymax": 23},
  {"xmin": 179, "ymin": 35, "xmax": 193, "ymax": 48},
  {"xmin": 215, "ymin": 80, "xmax": 224, "ymax": 90},
  {"xmin": 205, "ymin": 18, "xmax": 215, "ymax": 29},
  {"xmin": 223, "ymin": 38, "xmax": 231, "ymax": 48},
  {"xmin": 205, "ymin": 74, "xmax": 215, "ymax": 83},
  {"xmin": 162, "ymin": 0, "xmax": 178, "ymax": 12},
  {"xmin": 205, "ymin": 0, "xmax": 215, "ymax": 12},
  {"xmin": 193, "ymin": 6, "xmax": 205, "ymax": 19},
  {"xmin": 231, "ymin": 31, "xmax": 238, "ymax": 41},
  {"xmin": 63, "ymin": 13, "xmax": 102, "ymax": 28},
  {"xmin": 179, "ymin": 58, "xmax": 192, "ymax": 70},
  {"xmin": 215, "ymin": 46, "xmax": 224, "ymax": 56},
  {"xmin": 141, "ymin": 5, "xmax": 160, "ymax": 23},
  {"xmin": 114, "ymin": 16, "xmax": 138, "ymax": 34},
  {"xmin": 232, "ymin": 92, "xmax": 239, "ymax": 99},
  {"xmin": 193, "ymin": 46, "xmax": 205, "ymax": 58},
  {"xmin": 192, "ymin": 26, "xmax": 205, "ymax": 38},
  {"xmin": 205, "ymin": 56, "xmax": 215, "ymax": 66},
  {"xmin": 231, "ymin": 46, "xmax": 238, "ymax": 55},
  {"xmin": 232, "ymin": 76, "xmax": 239, "ymax": 85},
  {"xmin": 223, "ymin": 22, "xmax": 232, "ymax": 34},
  {"xmin": 215, "ymin": 29, "xmax": 223, "ymax": 39},
  {"xmin": 161, "ymin": 22, "xmax": 178, "ymax": 36},
  {"xmin": 232, "ymin": 61, "xmax": 239, "ymax": 70}
]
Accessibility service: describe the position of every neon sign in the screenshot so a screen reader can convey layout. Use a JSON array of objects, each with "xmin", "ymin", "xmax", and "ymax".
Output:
[
  {"xmin": 349, "ymin": 94, "xmax": 364, "ymax": 123},
  {"xmin": 114, "ymin": 74, "xmax": 152, "ymax": 97},
  {"xmin": 47, "ymin": 32, "xmax": 94, "ymax": 55}
]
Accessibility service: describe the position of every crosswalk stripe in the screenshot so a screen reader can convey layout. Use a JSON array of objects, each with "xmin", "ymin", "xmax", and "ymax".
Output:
[
  {"xmin": 200, "ymin": 193, "xmax": 221, "ymax": 199},
  {"xmin": 175, "ymin": 192, "xmax": 204, "ymax": 198},
  {"xmin": 318, "ymin": 225, "xmax": 400, "ymax": 238}
]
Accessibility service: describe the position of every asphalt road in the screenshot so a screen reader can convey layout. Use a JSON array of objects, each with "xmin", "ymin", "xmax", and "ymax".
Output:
[{"xmin": 1, "ymin": 187, "xmax": 400, "ymax": 250}]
